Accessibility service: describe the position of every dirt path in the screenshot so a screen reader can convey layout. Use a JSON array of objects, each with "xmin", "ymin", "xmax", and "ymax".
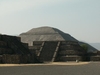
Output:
[{"xmin": 0, "ymin": 62, "xmax": 90, "ymax": 67}]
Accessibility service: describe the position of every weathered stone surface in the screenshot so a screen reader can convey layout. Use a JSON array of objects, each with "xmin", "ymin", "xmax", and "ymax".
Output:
[
  {"xmin": 19, "ymin": 26, "xmax": 98, "ymax": 53},
  {"xmin": 0, "ymin": 34, "xmax": 34, "ymax": 63},
  {"xmin": 19, "ymin": 26, "xmax": 77, "ymax": 46}
]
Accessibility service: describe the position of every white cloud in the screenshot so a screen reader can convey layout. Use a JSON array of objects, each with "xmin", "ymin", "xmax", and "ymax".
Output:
[{"xmin": 0, "ymin": 0, "xmax": 80, "ymax": 16}]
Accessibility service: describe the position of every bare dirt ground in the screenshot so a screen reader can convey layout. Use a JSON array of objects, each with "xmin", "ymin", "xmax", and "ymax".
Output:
[
  {"xmin": 0, "ymin": 62, "xmax": 89, "ymax": 67},
  {"xmin": 0, "ymin": 62, "xmax": 100, "ymax": 75}
]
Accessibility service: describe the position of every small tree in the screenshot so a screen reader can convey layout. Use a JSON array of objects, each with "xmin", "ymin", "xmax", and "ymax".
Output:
[{"xmin": 81, "ymin": 44, "xmax": 88, "ymax": 52}]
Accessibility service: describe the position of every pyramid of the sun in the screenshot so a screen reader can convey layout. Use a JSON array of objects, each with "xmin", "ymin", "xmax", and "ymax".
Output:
[
  {"xmin": 19, "ymin": 26, "xmax": 98, "ymax": 53},
  {"xmin": 19, "ymin": 26, "xmax": 77, "ymax": 46}
]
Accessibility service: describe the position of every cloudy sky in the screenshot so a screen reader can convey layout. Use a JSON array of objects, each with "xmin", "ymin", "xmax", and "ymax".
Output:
[{"xmin": 0, "ymin": 0, "xmax": 100, "ymax": 43}]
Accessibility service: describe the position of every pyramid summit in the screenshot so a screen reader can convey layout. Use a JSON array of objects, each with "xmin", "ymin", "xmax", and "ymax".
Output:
[
  {"xmin": 26, "ymin": 26, "xmax": 60, "ymax": 34},
  {"xmin": 19, "ymin": 26, "xmax": 77, "ymax": 46}
]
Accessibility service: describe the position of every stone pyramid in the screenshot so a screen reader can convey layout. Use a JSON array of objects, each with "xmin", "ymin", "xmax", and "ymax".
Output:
[
  {"xmin": 19, "ymin": 26, "xmax": 98, "ymax": 52},
  {"xmin": 19, "ymin": 26, "xmax": 77, "ymax": 46}
]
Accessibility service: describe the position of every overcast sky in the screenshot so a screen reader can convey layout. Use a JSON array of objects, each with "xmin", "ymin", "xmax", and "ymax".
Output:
[{"xmin": 0, "ymin": 0, "xmax": 100, "ymax": 43}]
